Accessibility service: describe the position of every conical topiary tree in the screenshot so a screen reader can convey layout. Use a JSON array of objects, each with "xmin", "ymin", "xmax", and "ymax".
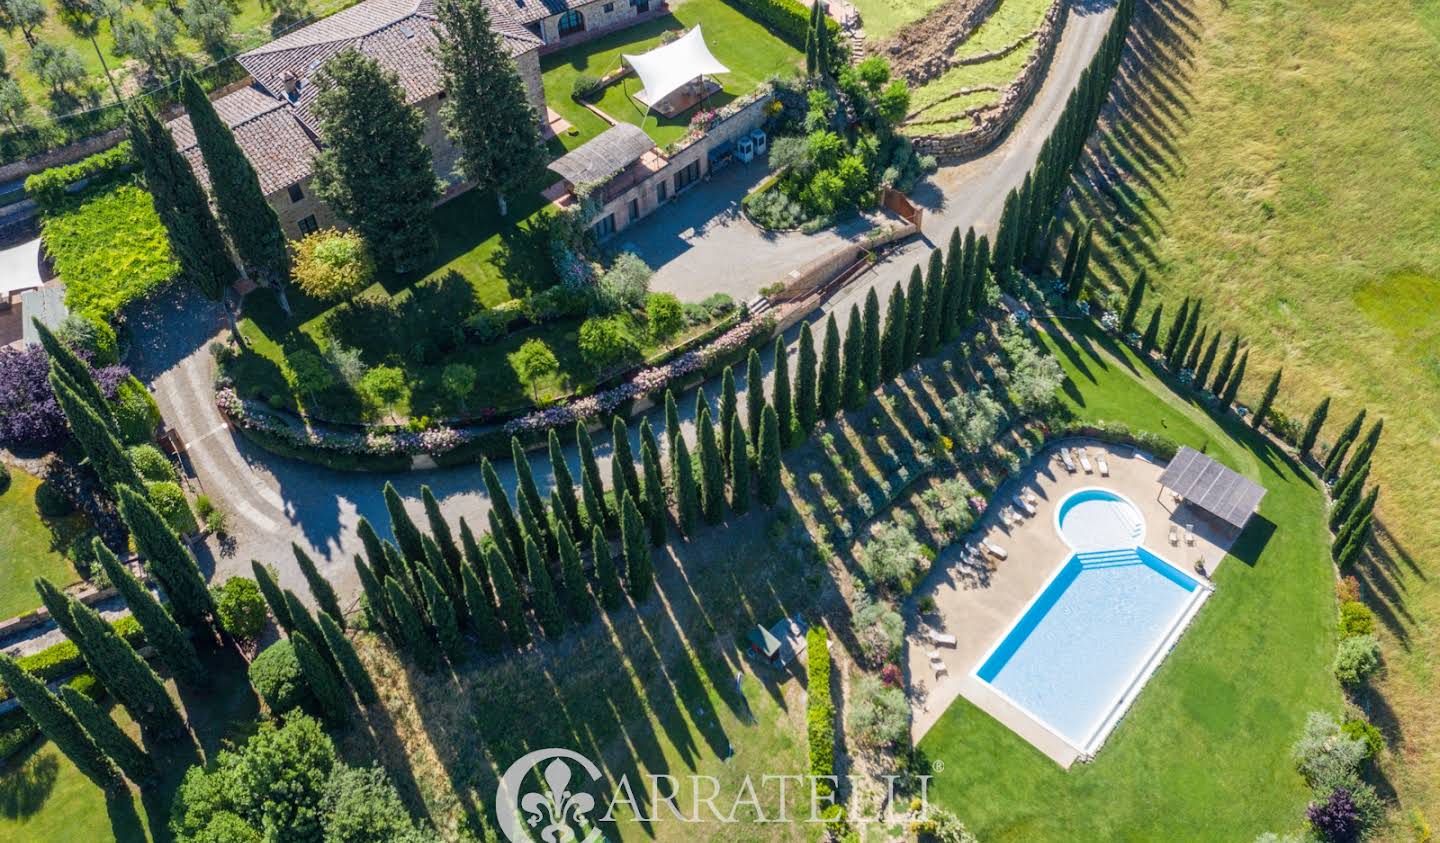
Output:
[
  {"xmin": 356, "ymin": 517, "xmax": 390, "ymax": 582},
  {"xmin": 512, "ymin": 437, "xmax": 552, "ymax": 551},
  {"xmin": 66, "ymin": 591, "xmax": 186, "ymax": 739},
  {"xmin": 757, "ymin": 404, "xmax": 782, "ymax": 507},
  {"xmin": 292, "ymin": 543, "xmax": 344, "ymax": 625},
  {"xmin": 610, "ymin": 417, "xmax": 643, "ymax": 509},
  {"xmin": 353, "ymin": 554, "xmax": 393, "ymax": 637},
  {"xmin": 481, "ymin": 458, "xmax": 525, "ymax": 560},
  {"xmin": 940, "ymin": 227, "xmax": 964, "ymax": 341},
  {"xmin": 664, "ymin": 389, "xmax": 683, "ymax": 482},
  {"xmin": 920, "ymin": 248, "xmax": 944, "ymax": 355},
  {"xmin": 59, "ymin": 684, "xmax": 153, "ymax": 784},
  {"xmin": 697, "ymin": 407, "xmax": 725, "ymax": 525},
  {"xmin": 33, "ymin": 320, "xmax": 117, "ymax": 433},
  {"xmin": 880, "ymin": 282, "xmax": 905, "ymax": 381},
  {"xmin": 795, "ymin": 323, "xmax": 818, "ymax": 438},
  {"xmin": 484, "ymin": 545, "xmax": 529, "ymax": 648},
  {"xmin": 385, "ymin": 576, "xmax": 438, "ymax": 671},
  {"xmin": 317, "ymin": 612, "xmax": 378, "ymax": 705},
  {"xmin": 746, "ymin": 348, "xmax": 765, "ymax": 447},
  {"xmin": 840, "ymin": 304, "xmax": 865, "ymax": 410},
  {"xmin": 548, "ymin": 429, "xmax": 583, "ymax": 538},
  {"xmin": 1194, "ymin": 330, "xmax": 1221, "ymax": 391},
  {"xmin": 860, "ymin": 287, "xmax": 882, "ymax": 390},
  {"xmin": 818, "ymin": 313, "xmax": 842, "ymax": 418},
  {"xmin": 674, "ymin": 435, "xmax": 699, "ymax": 538},
  {"xmin": 417, "ymin": 563, "xmax": 465, "ymax": 662},
  {"xmin": 52, "ymin": 375, "xmax": 142, "ymax": 493},
  {"xmin": 1183, "ymin": 326, "xmax": 1207, "ymax": 373},
  {"xmin": 720, "ymin": 367, "xmax": 738, "ymax": 478},
  {"xmin": 640, "ymin": 429, "xmax": 667, "ymax": 546},
  {"xmin": 1335, "ymin": 420, "xmax": 1384, "ymax": 491},
  {"xmin": 903, "ymin": 268, "xmax": 925, "ymax": 366},
  {"xmin": 1299, "ymin": 396, "xmax": 1331, "ymax": 457},
  {"xmin": 92, "ymin": 539, "xmax": 204, "ymax": 688},
  {"xmin": 0, "ymin": 656, "xmax": 122, "ymax": 793},
  {"xmin": 292, "ymin": 630, "xmax": 350, "ymax": 724},
  {"xmin": 251, "ymin": 559, "xmax": 293, "ymax": 635},
  {"xmin": 383, "ymin": 483, "xmax": 425, "ymax": 567},
  {"xmin": 729, "ymin": 412, "xmax": 751, "ymax": 515},
  {"xmin": 421, "ymin": 485, "xmax": 463, "ymax": 579},
  {"xmin": 282, "ymin": 589, "xmax": 338, "ymax": 673},
  {"xmin": 524, "ymin": 536, "xmax": 564, "ymax": 640},
  {"xmin": 621, "ymin": 492, "xmax": 652, "ymax": 601},
  {"xmin": 555, "ymin": 518, "xmax": 593, "ymax": 624},
  {"xmin": 117, "ymin": 485, "xmax": 216, "ymax": 633},
  {"xmin": 1162, "ymin": 297, "xmax": 1190, "ymax": 366},
  {"xmin": 1328, "ymin": 464, "xmax": 1370, "ymax": 532},
  {"xmin": 460, "ymin": 560, "xmax": 502, "ymax": 654},
  {"xmin": 592, "ymin": 526, "xmax": 622, "ymax": 611}
]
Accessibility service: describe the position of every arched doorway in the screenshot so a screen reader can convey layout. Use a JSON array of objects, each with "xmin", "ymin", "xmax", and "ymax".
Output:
[{"xmin": 557, "ymin": 9, "xmax": 585, "ymax": 37}]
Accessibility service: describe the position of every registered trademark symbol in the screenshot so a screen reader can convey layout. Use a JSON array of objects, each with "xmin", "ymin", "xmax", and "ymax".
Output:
[{"xmin": 932, "ymin": 759, "xmax": 945, "ymax": 773}]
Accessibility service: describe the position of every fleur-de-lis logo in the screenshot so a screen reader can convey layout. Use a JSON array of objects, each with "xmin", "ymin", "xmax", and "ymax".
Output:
[{"xmin": 497, "ymin": 749, "xmax": 604, "ymax": 843}]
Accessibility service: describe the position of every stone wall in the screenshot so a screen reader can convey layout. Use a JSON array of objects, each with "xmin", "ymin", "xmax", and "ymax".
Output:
[
  {"xmin": 879, "ymin": 0, "xmax": 1003, "ymax": 86},
  {"xmin": 537, "ymin": 0, "xmax": 644, "ymax": 45},
  {"xmin": 0, "ymin": 126, "xmax": 129, "ymax": 185},
  {"xmin": 538, "ymin": 4, "xmax": 671, "ymax": 55},
  {"xmin": 910, "ymin": 0, "xmax": 1069, "ymax": 162}
]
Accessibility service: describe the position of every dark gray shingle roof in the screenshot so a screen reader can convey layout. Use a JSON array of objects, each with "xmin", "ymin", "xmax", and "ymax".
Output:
[
  {"xmin": 548, "ymin": 124, "xmax": 655, "ymax": 186},
  {"xmin": 1158, "ymin": 446, "xmax": 1267, "ymax": 530}
]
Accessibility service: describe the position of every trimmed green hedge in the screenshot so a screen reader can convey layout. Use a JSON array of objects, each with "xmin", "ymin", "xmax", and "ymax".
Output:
[
  {"xmin": 722, "ymin": 0, "xmax": 840, "ymax": 51},
  {"xmin": 113, "ymin": 375, "xmax": 163, "ymax": 445},
  {"xmin": 0, "ymin": 615, "xmax": 143, "ymax": 702},
  {"xmin": 806, "ymin": 626, "xmax": 835, "ymax": 795},
  {"xmin": 24, "ymin": 142, "xmax": 136, "ymax": 211}
]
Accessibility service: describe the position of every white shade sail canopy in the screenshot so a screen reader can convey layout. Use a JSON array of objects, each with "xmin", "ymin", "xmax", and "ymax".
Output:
[{"xmin": 624, "ymin": 26, "xmax": 730, "ymax": 108}]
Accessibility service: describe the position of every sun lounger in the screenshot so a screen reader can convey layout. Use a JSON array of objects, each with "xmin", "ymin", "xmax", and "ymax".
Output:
[
  {"xmin": 1097, "ymin": 453, "xmax": 1110, "ymax": 477},
  {"xmin": 1079, "ymin": 450, "xmax": 1094, "ymax": 474},
  {"xmin": 926, "ymin": 629, "xmax": 957, "ymax": 647},
  {"xmin": 931, "ymin": 658, "xmax": 948, "ymax": 678},
  {"xmin": 1014, "ymin": 496, "xmax": 1036, "ymax": 517},
  {"xmin": 1023, "ymin": 490, "xmax": 1040, "ymax": 506},
  {"xmin": 983, "ymin": 541, "xmax": 1008, "ymax": 560},
  {"xmin": 1060, "ymin": 449, "xmax": 1077, "ymax": 473},
  {"xmin": 1168, "ymin": 525, "xmax": 1179, "ymax": 546},
  {"xmin": 1185, "ymin": 524, "xmax": 1196, "ymax": 546}
]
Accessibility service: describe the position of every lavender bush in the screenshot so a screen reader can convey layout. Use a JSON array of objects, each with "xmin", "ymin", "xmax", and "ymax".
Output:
[{"xmin": 0, "ymin": 344, "xmax": 129, "ymax": 449}]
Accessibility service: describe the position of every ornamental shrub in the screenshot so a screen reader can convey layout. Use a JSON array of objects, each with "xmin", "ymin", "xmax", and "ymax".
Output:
[
  {"xmin": 0, "ymin": 461, "xmax": 9, "ymax": 495},
  {"xmin": 0, "ymin": 343, "xmax": 128, "ymax": 448},
  {"xmin": 214, "ymin": 576, "xmax": 267, "ymax": 642},
  {"xmin": 112, "ymin": 375, "xmax": 162, "ymax": 444},
  {"xmin": 1292, "ymin": 711, "xmax": 1368, "ymax": 788},
  {"xmin": 128, "ymin": 443, "xmax": 176, "ymax": 483},
  {"xmin": 1333, "ymin": 635, "xmax": 1381, "ymax": 686},
  {"xmin": 146, "ymin": 481, "xmax": 197, "ymax": 535},
  {"xmin": 247, "ymin": 639, "xmax": 311, "ymax": 715},
  {"xmin": 848, "ymin": 673, "xmax": 910, "ymax": 750},
  {"xmin": 1338, "ymin": 601, "xmax": 1374, "ymax": 638},
  {"xmin": 291, "ymin": 229, "xmax": 376, "ymax": 302},
  {"xmin": 853, "ymin": 595, "xmax": 904, "ymax": 666},
  {"xmin": 34, "ymin": 479, "xmax": 74, "ymax": 517},
  {"xmin": 1341, "ymin": 716, "xmax": 1384, "ymax": 760},
  {"xmin": 806, "ymin": 627, "xmax": 835, "ymax": 796},
  {"xmin": 578, "ymin": 315, "xmax": 640, "ymax": 371},
  {"xmin": 646, "ymin": 292, "xmax": 683, "ymax": 341},
  {"xmin": 571, "ymin": 73, "xmax": 603, "ymax": 100},
  {"xmin": 55, "ymin": 313, "xmax": 119, "ymax": 366}
]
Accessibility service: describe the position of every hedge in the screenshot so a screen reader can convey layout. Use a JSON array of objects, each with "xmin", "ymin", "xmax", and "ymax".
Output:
[
  {"xmin": 0, "ymin": 673, "xmax": 102, "ymax": 762},
  {"xmin": 0, "ymin": 615, "xmax": 143, "ymax": 702},
  {"xmin": 806, "ymin": 626, "xmax": 835, "ymax": 795},
  {"xmin": 1045, "ymin": 418, "xmax": 1181, "ymax": 462},
  {"xmin": 721, "ymin": 0, "xmax": 839, "ymax": 52},
  {"xmin": 24, "ymin": 142, "xmax": 136, "ymax": 211}
]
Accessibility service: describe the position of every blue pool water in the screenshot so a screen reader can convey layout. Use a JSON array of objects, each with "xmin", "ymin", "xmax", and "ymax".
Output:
[
  {"xmin": 1056, "ymin": 487, "xmax": 1145, "ymax": 549},
  {"xmin": 976, "ymin": 546, "xmax": 1200, "ymax": 750}
]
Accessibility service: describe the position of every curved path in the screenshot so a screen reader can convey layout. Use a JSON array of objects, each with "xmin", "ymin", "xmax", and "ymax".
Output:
[{"xmin": 132, "ymin": 1, "xmax": 1117, "ymax": 604}]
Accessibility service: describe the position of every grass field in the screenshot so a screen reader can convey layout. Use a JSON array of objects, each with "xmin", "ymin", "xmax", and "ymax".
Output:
[
  {"xmin": 1060, "ymin": 0, "xmax": 1440, "ymax": 827},
  {"xmin": 901, "ymin": 0, "xmax": 1055, "ymax": 134},
  {"xmin": 846, "ymin": 0, "xmax": 950, "ymax": 40},
  {"xmin": 541, "ymin": 0, "xmax": 802, "ymax": 150},
  {"xmin": 919, "ymin": 319, "xmax": 1339, "ymax": 840},
  {"xmin": 0, "ymin": 467, "xmax": 83, "ymax": 620}
]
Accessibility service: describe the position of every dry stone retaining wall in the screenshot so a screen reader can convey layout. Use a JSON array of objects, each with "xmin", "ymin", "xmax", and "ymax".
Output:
[{"xmin": 880, "ymin": 0, "xmax": 1004, "ymax": 85}]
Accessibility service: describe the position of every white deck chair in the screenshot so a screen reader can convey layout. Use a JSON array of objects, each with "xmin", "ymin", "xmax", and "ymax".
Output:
[
  {"xmin": 1014, "ymin": 495, "xmax": 1037, "ymax": 517},
  {"xmin": 1060, "ymin": 449, "xmax": 1077, "ymax": 473},
  {"xmin": 931, "ymin": 658, "xmax": 948, "ymax": 678},
  {"xmin": 1185, "ymin": 524, "xmax": 1196, "ymax": 546},
  {"xmin": 926, "ymin": 629, "xmax": 957, "ymax": 647},
  {"xmin": 1023, "ymin": 489, "xmax": 1040, "ymax": 507},
  {"xmin": 983, "ymin": 540, "xmax": 1008, "ymax": 560},
  {"xmin": 1079, "ymin": 449, "xmax": 1094, "ymax": 474},
  {"xmin": 1097, "ymin": 453, "xmax": 1110, "ymax": 477},
  {"xmin": 1168, "ymin": 525, "xmax": 1179, "ymax": 545}
]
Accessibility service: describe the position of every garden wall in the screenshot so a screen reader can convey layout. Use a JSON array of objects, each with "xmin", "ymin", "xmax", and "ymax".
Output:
[
  {"xmin": 910, "ymin": 0, "xmax": 1070, "ymax": 161},
  {"xmin": 880, "ymin": 0, "xmax": 1004, "ymax": 86}
]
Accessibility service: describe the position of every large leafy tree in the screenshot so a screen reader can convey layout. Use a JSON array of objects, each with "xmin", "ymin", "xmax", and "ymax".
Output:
[
  {"xmin": 310, "ymin": 51, "xmax": 439, "ymax": 272},
  {"xmin": 179, "ymin": 74, "xmax": 289, "ymax": 297},
  {"xmin": 55, "ymin": 0, "xmax": 122, "ymax": 102},
  {"xmin": 434, "ymin": 0, "xmax": 544, "ymax": 215}
]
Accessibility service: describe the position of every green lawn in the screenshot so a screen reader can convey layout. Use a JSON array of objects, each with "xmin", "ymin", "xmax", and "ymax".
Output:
[
  {"xmin": 1065, "ymin": 0, "xmax": 1440, "ymax": 822},
  {"xmin": 847, "ymin": 0, "xmax": 950, "ymax": 41},
  {"xmin": 0, "ymin": 467, "xmax": 83, "ymax": 620},
  {"xmin": 919, "ymin": 320, "xmax": 1339, "ymax": 840},
  {"xmin": 0, "ymin": 650, "xmax": 260, "ymax": 843},
  {"xmin": 541, "ymin": 0, "xmax": 803, "ymax": 150}
]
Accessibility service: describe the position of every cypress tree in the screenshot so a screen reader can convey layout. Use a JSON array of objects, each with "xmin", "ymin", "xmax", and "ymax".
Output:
[
  {"xmin": 729, "ymin": 412, "xmax": 751, "ymax": 514},
  {"xmin": 1329, "ymin": 464, "xmax": 1370, "ymax": 531},
  {"xmin": 179, "ymin": 73, "xmax": 287, "ymax": 287},
  {"xmin": 458, "ymin": 518, "xmax": 493, "ymax": 602},
  {"xmin": 117, "ymin": 486, "xmax": 215, "ymax": 631},
  {"xmin": 746, "ymin": 348, "xmax": 765, "ymax": 446},
  {"xmin": 547, "ymin": 429, "xmax": 582, "ymax": 537},
  {"xmin": 611, "ymin": 417, "xmax": 642, "ymax": 507},
  {"xmin": 804, "ymin": 0, "xmax": 818, "ymax": 76},
  {"xmin": 572, "ymin": 422, "xmax": 609, "ymax": 533},
  {"xmin": 384, "ymin": 576, "xmax": 438, "ymax": 670},
  {"xmin": 903, "ymin": 267, "xmax": 925, "ymax": 365},
  {"xmin": 795, "ymin": 323, "xmax": 819, "ymax": 437},
  {"xmin": 1183, "ymin": 326, "xmax": 1208, "ymax": 374},
  {"xmin": 422, "ymin": 486, "xmax": 463, "ymax": 579},
  {"xmin": 1175, "ymin": 299, "xmax": 1202, "ymax": 369},
  {"xmin": 0, "ymin": 656, "xmax": 122, "ymax": 793},
  {"xmin": 1211, "ymin": 336, "xmax": 1240, "ymax": 394},
  {"xmin": 481, "ymin": 457, "xmax": 525, "ymax": 560},
  {"xmin": 420, "ymin": 535, "xmax": 462, "ymax": 622},
  {"xmin": 293, "ymin": 630, "xmax": 350, "ymax": 723},
  {"xmin": 512, "ymin": 437, "xmax": 552, "ymax": 550},
  {"xmin": 772, "ymin": 337, "xmax": 793, "ymax": 446},
  {"xmin": 1064, "ymin": 221, "xmax": 1094, "ymax": 304},
  {"xmin": 720, "ymin": 366, "xmax": 738, "ymax": 477},
  {"xmin": 920, "ymin": 249, "xmax": 945, "ymax": 355},
  {"xmin": 969, "ymin": 235, "xmax": 991, "ymax": 314},
  {"xmin": 356, "ymin": 517, "xmax": 390, "ymax": 582},
  {"xmin": 1322, "ymin": 409, "xmax": 1367, "ymax": 481},
  {"xmin": 52, "ymin": 376, "xmax": 142, "ymax": 493},
  {"xmin": 1336, "ymin": 420, "xmax": 1383, "ymax": 489},
  {"xmin": 317, "ymin": 612, "xmax": 377, "ymax": 704},
  {"xmin": 840, "ymin": 304, "xmax": 865, "ymax": 410},
  {"xmin": 69, "ymin": 596, "xmax": 185, "ymax": 738},
  {"xmin": 698, "ymin": 407, "xmax": 725, "ymax": 525},
  {"xmin": 282, "ymin": 589, "xmax": 338, "ymax": 673},
  {"xmin": 592, "ymin": 526, "xmax": 623, "ymax": 610},
  {"xmin": 1119, "ymin": 270, "xmax": 1146, "ymax": 335},
  {"xmin": 60, "ymin": 684, "xmax": 153, "ymax": 784},
  {"xmin": 33, "ymin": 320, "xmax": 116, "ymax": 433},
  {"xmin": 1141, "ymin": 305, "xmax": 1164, "ymax": 356},
  {"xmin": 353, "ymin": 553, "xmax": 393, "ymax": 636},
  {"xmin": 383, "ymin": 482, "xmax": 425, "ymax": 564},
  {"xmin": 674, "ymin": 435, "xmax": 700, "ymax": 537},
  {"xmin": 292, "ymin": 543, "xmax": 344, "ymax": 625},
  {"xmin": 1194, "ymin": 330, "xmax": 1221, "ymax": 390},
  {"xmin": 251, "ymin": 559, "xmax": 293, "ymax": 634},
  {"xmin": 515, "ymin": 492, "xmax": 551, "ymax": 566},
  {"xmin": 387, "ymin": 543, "xmax": 423, "ymax": 609},
  {"xmin": 880, "ymin": 282, "xmax": 905, "ymax": 381},
  {"xmin": 484, "ymin": 546, "xmax": 529, "ymax": 647},
  {"xmin": 1251, "ymin": 368, "xmax": 1282, "ymax": 429},
  {"xmin": 860, "ymin": 288, "xmax": 882, "ymax": 390},
  {"xmin": 417, "ymin": 563, "xmax": 465, "ymax": 661},
  {"xmin": 1220, "ymin": 350, "xmax": 1248, "ymax": 408},
  {"xmin": 818, "ymin": 313, "xmax": 842, "ymax": 417},
  {"xmin": 957, "ymin": 228, "xmax": 978, "ymax": 322},
  {"xmin": 757, "ymin": 404, "xmax": 782, "ymax": 507},
  {"xmin": 460, "ymin": 559, "xmax": 502, "ymax": 654},
  {"xmin": 992, "ymin": 191, "xmax": 1018, "ymax": 279},
  {"xmin": 525, "ymin": 536, "xmax": 564, "ymax": 639},
  {"xmin": 1299, "ymin": 396, "xmax": 1331, "ymax": 457},
  {"xmin": 664, "ymin": 389, "xmax": 682, "ymax": 481},
  {"xmin": 940, "ymin": 228, "xmax": 965, "ymax": 340},
  {"xmin": 1058, "ymin": 226, "xmax": 1080, "ymax": 291},
  {"xmin": 556, "ymin": 519, "xmax": 593, "ymax": 623},
  {"xmin": 640, "ymin": 431, "xmax": 667, "ymax": 546},
  {"xmin": 621, "ymin": 492, "xmax": 652, "ymax": 600},
  {"xmin": 92, "ymin": 540, "xmax": 204, "ymax": 687},
  {"xmin": 1162, "ymin": 297, "xmax": 1190, "ymax": 366},
  {"xmin": 1336, "ymin": 514, "xmax": 1373, "ymax": 569},
  {"xmin": 1335, "ymin": 487, "xmax": 1379, "ymax": 551}
]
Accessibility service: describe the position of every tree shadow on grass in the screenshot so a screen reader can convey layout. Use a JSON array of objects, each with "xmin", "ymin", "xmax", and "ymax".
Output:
[{"xmin": 0, "ymin": 748, "xmax": 58, "ymax": 820}]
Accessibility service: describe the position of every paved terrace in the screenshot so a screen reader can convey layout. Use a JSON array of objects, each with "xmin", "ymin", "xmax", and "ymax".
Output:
[{"xmin": 904, "ymin": 440, "xmax": 1239, "ymax": 766}]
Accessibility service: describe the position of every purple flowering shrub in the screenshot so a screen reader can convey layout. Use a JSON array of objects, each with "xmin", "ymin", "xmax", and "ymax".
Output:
[
  {"xmin": 1307, "ymin": 786, "xmax": 1361, "ymax": 843},
  {"xmin": 0, "ymin": 344, "xmax": 129, "ymax": 449}
]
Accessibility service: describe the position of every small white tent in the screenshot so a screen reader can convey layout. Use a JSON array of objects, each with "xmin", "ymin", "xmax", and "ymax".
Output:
[{"xmin": 624, "ymin": 26, "xmax": 730, "ymax": 110}]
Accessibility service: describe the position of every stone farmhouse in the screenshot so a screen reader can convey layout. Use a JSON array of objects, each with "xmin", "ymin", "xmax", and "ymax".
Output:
[{"xmin": 169, "ymin": 0, "xmax": 651, "ymax": 239}]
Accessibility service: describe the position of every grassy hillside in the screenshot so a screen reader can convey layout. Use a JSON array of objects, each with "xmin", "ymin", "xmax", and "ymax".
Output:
[{"xmin": 1062, "ymin": 0, "xmax": 1440, "ymax": 830}]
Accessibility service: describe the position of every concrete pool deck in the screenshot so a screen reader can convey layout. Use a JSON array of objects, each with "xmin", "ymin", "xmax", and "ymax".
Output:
[{"xmin": 905, "ymin": 439, "xmax": 1239, "ymax": 767}]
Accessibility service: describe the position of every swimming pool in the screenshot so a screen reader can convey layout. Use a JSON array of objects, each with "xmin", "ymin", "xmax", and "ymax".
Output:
[
  {"xmin": 975, "ymin": 488, "xmax": 1209, "ymax": 757},
  {"xmin": 1055, "ymin": 487, "xmax": 1145, "ymax": 549}
]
